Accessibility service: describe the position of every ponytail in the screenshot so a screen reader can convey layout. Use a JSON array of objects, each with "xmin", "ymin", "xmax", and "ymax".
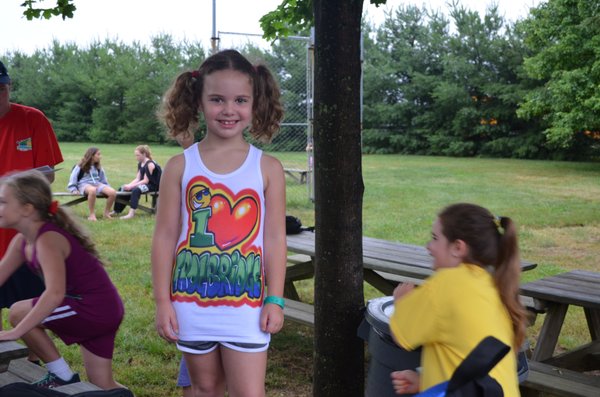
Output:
[
  {"xmin": 493, "ymin": 216, "xmax": 527, "ymax": 350},
  {"xmin": 158, "ymin": 71, "xmax": 202, "ymax": 139},
  {"xmin": 50, "ymin": 207, "xmax": 101, "ymax": 260},
  {"xmin": 250, "ymin": 64, "xmax": 284, "ymax": 143}
]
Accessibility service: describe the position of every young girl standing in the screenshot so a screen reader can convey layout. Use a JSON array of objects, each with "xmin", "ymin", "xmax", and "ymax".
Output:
[
  {"xmin": 390, "ymin": 203, "xmax": 527, "ymax": 396},
  {"xmin": 153, "ymin": 49, "xmax": 287, "ymax": 396},
  {"xmin": 67, "ymin": 147, "xmax": 117, "ymax": 221},
  {"xmin": 0, "ymin": 170, "xmax": 125, "ymax": 390}
]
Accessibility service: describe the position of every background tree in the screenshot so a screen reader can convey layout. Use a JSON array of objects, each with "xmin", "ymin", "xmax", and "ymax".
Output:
[
  {"xmin": 262, "ymin": 0, "xmax": 384, "ymax": 395},
  {"xmin": 518, "ymin": 0, "xmax": 600, "ymax": 157}
]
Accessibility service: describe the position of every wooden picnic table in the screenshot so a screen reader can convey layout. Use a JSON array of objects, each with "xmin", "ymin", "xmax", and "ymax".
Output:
[
  {"xmin": 54, "ymin": 190, "xmax": 159, "ymax": 214},
  {"xmin": 519, "ymin": 270, "xmax": 600, "ymax": 396},
  {"xmin": 284, "ymin": 231, "xmax": 537, "ymax": 317},
  {"xmin": 286, "ymin": 231, "xmax": 537, "ymax": 297},
  {"xmin": 520, "ymin": 270, "xmax": 600, "ymax": 364},
  {"xmin": 284, "ymin": 168, "xmax": 309, "ymax": 184}
]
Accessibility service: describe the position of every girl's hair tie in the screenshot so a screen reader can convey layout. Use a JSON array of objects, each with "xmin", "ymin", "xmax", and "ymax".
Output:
[
  {"xmin": 493, "ymin": 215, "xmax": 503, "ymax": 234},
  {"xmin": 191, "ymin": 70, "xmax": 200, "ymax": 79},
  {"xmin": 48, "ymin": 200, "xmax": 59, "ymax": 216}
]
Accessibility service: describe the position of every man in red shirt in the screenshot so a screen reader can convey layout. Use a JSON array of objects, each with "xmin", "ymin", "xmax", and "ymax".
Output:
[{"xmin": 0, "ymin": 60, "xmax": 64, "ymax": 330}]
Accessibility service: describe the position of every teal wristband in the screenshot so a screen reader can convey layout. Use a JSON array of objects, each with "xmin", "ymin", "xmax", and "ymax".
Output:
[{"xmin": 264, "ymin": 295, "xmax": 285, "ymax": 309}]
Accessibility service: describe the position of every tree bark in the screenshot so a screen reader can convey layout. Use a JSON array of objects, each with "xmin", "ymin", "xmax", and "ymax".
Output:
[{"xmin": 313, "ymin": 1, "xmax": 365, "ymax": 396}]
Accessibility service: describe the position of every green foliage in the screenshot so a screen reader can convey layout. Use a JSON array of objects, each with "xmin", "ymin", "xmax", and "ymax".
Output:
[
  {"xmin": 259, "ymin": 0, "xmax": 387, "ymax": 40},
  {"xmin": 361, "ymin": 3, "xmax": 555, "ymax": 158},
  {"xmin": 6, "ymin": 35, "xmax": 207, "ymax": 144},
  {"xmin": 9, "ymin": 0, "xmax": 600, "ymax": 159},
  {"xmin": 21, "ymin": 0, "xmax": 76, "ymax": 20},
  {"xmin": 518, "ymin": 0, "xmax": 600, "ymax": 152}
]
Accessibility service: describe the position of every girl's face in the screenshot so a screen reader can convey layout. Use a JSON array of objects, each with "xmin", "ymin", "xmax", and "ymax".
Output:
[
  {"xmin": 200, "ymin": 69, "xmax": 253, "ymax": 141},
  {"xmin": 93, "ymin": 150, "xmax": 102, "ymax": 162},
  {"xmin": 0, "ymin": 185, "xmax": 25, "ymax": 229},
  {"xmin": 426, "ymin": 218, "xmax": 461, "ymax": 270},
  {"xmin": 134, "ymin": 150, "xmax": 143, "ymax": 162}
]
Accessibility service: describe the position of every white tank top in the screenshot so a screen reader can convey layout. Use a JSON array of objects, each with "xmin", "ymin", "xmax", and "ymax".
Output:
[{"xmin": 172, "ymin": 143, "xmax": 268, "ymax": 344}]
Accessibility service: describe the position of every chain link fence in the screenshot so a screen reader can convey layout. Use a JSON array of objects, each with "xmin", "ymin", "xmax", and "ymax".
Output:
[{"xmin": 218, "ymin": 32, "xmax": 314, "ymax": 219}]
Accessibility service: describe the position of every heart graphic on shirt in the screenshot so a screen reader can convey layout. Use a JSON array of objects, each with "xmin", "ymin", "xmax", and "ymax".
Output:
[{"xmin": 207, "ymin": 194, "xmax": 258, "ymax": 250}]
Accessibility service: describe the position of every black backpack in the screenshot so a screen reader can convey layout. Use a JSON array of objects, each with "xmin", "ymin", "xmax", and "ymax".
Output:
[
  {"xmin": 416, "ymin": 336, "xmax": 510, "ymax": 397},
  {"xmin": 286, "ymin": 215, "xmax": 314, "ymax": 234},
  {"xmin": 71, "ymin": 164, "xmax": 85, "ymax": 182},
  {"xmin": 149, "ymin": 161, "xmax": 162, "ymax": 190}
]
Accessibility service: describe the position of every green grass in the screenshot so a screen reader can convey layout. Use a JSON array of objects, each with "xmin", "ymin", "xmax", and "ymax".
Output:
[{"xmin": 41, "ymin": 144, "xmax": 600, "ymax": 395}]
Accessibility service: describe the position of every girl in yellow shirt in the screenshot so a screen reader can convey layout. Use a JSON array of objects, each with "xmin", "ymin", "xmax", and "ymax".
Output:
[{"xmin": 390, "ymin": 203, "xmax": 527, "ymax": 396}]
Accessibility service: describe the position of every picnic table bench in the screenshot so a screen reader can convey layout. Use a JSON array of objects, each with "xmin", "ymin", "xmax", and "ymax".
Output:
[
  {"xmin": 519, "ymin": 270, "xmax": 600, "ymax": 396},
  {"xmin": 0, "ymin": 341, "xmax": 100, "ymax": 393},
  {"xmin": 284, "ymin": 168, "xmax": 309, "ymax": 184},
  {"xmin": 54, "ymin": 191, "xmax": 159, "ymax": 214}
]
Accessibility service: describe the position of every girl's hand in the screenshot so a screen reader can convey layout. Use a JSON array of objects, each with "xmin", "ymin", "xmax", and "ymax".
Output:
[
  {"xmin": 155, "ymin": 301, "xmax": 179, "ymax": 342},
  {"xmin": 260, "ymin": 303, "xmax": 284, "ymax": 334},
  {"xmin": 0, "ymin": 329, "xmax": 21, "ymax": 342},
  {"xmin": 391, "ymin": 370, "xmax": 420, "ymax": 395},
  {"xmin": 393, "ymin": 282, "xmax": 415, "ymax": 301}
]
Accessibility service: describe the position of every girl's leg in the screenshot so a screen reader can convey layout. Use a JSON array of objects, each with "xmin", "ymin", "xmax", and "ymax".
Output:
[
  {"xmin": 220, "ymin": 347, "xmax": 267, "ymax": 397},
  {"xmin": 184, "ymin": 349, "xmax": 226, "ymax": 397},
  {"xmin": 80, "ymin": 345, "xmax": 123, "ymax": 390},
  {"xmin": 83, "ymin": 185, "xmax": 98, "ymax": 221},
  {"xmin": 9, "ymin": 300, "xmax": 61, "ymax": 363},
  {"xmin": 121, "ymin": 187, "xmax": 142, "ymax": 219},
  {"xmin": 101, "ymin": 186, "xmax": 117, "ymax": 218}
]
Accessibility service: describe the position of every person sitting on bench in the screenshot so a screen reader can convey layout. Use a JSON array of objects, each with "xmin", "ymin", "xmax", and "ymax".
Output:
[
  {"xmin": 67, "ymin": 147, "xmax": 117, "ymax": 221},
  {"xmin": 113, "ymin": 145, "xmax": 161, "ymax": 219}
]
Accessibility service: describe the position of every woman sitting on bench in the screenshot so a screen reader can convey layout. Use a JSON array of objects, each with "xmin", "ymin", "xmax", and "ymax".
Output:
[
  {"xmin": 67, "ymin": 147, "xmax": 117, "ymax": 221},
  {"xmin": 112, "ymin": 145, "xmax": 161, "ymax": 219}
]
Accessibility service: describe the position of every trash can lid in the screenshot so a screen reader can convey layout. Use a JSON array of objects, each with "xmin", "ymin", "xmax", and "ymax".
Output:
[{"xmin": 365, "ymin": 296, "xmax": 395, "ymax": 334}]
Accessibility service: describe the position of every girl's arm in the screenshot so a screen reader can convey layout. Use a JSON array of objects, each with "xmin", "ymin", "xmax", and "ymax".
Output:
[
  {"xmin": 123, "ymin": 169, "xmax": 143, "ymax": 191},
  {"xmin": 259, "ymin": 154, "xmax": 287, "ymax": 334},
  {"xmin": 0, "ymin": 234, "xmax": 28, "ymax": 287},
  {"xmin": 131, "ymin": 163, "xmax": 153, "ymax": 189},
  {"xmin": 99, "ymin": 168, "xmax": 109, "ymax": 185},
  {"xmin": 151, "ymin": 154, "xmax": 184, "ymax": 342},
  {"xmin": 67, "ymin": 166, "xmax": 80, "ymax": 193},
  {"xmin": 1, "ymin": 231, "xmax": 68, "ymax": 339}
]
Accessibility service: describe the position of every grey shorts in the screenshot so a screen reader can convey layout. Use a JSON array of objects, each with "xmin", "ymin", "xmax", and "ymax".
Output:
[
  {"xmin": 177, "ymin": 340, "xmax": 269, "ymax": 354},
  {"xmin": 79, "ymin": 183, "xmax": 110, "ymax": 196},
  {"xmin": 176, "ymin": 341, "xmax": 269, "ymax": 388}
]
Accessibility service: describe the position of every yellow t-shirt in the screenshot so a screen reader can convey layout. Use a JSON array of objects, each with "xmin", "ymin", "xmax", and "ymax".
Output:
[{"xmin": 390, "ymin": 263, "xmax": 520, "ymax": 396}]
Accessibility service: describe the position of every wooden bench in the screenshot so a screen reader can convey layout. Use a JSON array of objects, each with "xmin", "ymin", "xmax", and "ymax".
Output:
[
  {"xmin": 519, "ymin": 270, "xmax": 600, "ymax": 396},
  {"xmin": 0, "ymin": 342, "xmax": 100, "ymax": 394},
  {"xmin": 284, "ymin": 168, "xmax": 309, "ymax": 184},
  {"xmin": 54, "ymin": 191, "xmax": 159, "ymax": 214},
  {"xmin": 521, "ymin": 360, "xmax": 600, "ymax": 397},
  {"xmin": 283, "ymin": 298, "xmax": 314, "ymax": 327}
]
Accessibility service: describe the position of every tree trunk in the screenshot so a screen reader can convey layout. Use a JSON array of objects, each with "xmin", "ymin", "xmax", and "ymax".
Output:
[{"xmin": 312, "ymin": 1, "xmax": 365, "ymax": 396}]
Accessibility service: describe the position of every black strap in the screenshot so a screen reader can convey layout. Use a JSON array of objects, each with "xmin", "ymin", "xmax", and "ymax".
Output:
[{"xmin": 446, "ymin": 336, "xmax": 510, "ymax": 392}]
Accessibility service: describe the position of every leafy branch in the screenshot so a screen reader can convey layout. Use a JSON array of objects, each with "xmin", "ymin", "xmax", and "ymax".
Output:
[{"xmin": 21, "ymin": 0, "xmax": 76, "ymax": 20}]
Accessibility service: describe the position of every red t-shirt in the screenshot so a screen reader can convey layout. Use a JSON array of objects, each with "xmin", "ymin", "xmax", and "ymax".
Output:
[{"xmin": 0, "ymin": 103, "xmax": 64, "ymax": 256}]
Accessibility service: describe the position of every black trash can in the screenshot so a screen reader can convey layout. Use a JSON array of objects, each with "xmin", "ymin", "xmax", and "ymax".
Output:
[{"xmin": 358, "ymin": 296, "xmax": 421, "ymax": 397}]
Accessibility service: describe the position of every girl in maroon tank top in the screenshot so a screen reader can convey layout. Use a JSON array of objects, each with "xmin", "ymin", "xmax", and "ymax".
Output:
[{"xmin": 0, "ymin": 170, "xmax": 126, "ymax": 391}]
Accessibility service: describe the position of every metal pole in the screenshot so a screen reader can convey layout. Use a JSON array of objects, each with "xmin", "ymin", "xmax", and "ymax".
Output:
[{"xmin": 211, "ymin": 0, "xmax": 219, "ymax": 53}]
